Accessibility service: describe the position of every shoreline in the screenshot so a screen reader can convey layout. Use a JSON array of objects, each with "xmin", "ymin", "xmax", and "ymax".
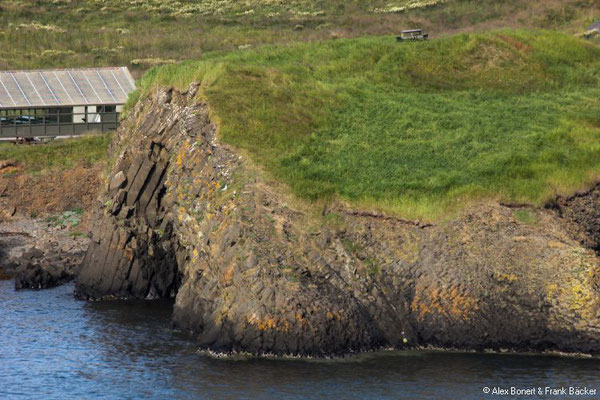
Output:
[{"xmin": 0, "ymin": 215, "xmax": 89, "ymax": 289}]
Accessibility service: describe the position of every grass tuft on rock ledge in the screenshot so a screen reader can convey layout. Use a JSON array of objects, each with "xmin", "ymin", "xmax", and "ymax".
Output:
[{"xmin": 133, "ymin": 30, "xmax": 600, "ymax": 220}]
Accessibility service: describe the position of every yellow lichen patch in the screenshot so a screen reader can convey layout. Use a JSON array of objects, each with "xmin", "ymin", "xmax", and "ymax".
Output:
[
  {"xmin": 222, "ymin": 264, "xmax": 235, "ymax": 286},
  {"xmin": 495, "ymin": 272, "xmax": 518, "ymax": 283},
  {"xmin": 549, "ymin": 241, "xmax": 566, "ymax": 249},
  {"xmin": 411, "ymin": 284, "xmax": 479, "ymax": 321},
  {"xmin": 176, "ymin": 142, "xmax": 190, "ymax": 169},
  {"xmin": 554, "ymin": 262, "xmax": 600, "ymax": 320},
  {"xmin": 547, "ymin": 283, "xmax": 558, "ymax": 301},
  {"xmin": 560, "ymin": 280, "xmax": 596, "ymax": 319},
  {"xmin": 214, "ymin": 304, "xmax": 231, "ymax": 324}
]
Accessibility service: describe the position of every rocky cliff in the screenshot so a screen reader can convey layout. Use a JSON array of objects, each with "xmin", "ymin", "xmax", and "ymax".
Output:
[{"xmin": 76, "ymin": 86, "xmax": 600, "ymax": 356}]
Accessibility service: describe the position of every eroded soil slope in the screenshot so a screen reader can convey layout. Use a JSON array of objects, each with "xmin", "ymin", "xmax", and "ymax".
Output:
[{"xmin": 0, "ymin": 162, "xmax": 101, "ymax": 222}]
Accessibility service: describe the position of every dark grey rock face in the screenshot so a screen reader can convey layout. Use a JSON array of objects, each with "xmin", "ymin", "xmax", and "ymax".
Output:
[
  {"xmin": 75, "ymin": 86, "xmax": 600, "ymax": 357},
  {"xmin": 76, "ymin": 93, "xmax": 187, "ymax": 300},
  {"xmin": 15, "ymin": 262, "xmax": 72, "ymax": 290}
]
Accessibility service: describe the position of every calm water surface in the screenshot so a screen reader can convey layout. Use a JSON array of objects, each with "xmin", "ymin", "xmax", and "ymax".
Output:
[{"xmin": 1, "ymin": 280, "xmax": 599, "ymax": 399}]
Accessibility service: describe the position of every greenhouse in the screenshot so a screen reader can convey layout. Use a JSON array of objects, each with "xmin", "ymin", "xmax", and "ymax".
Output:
[{"xmin": 0, "ymin": 67, "xmax": 135, "ymax": 138}]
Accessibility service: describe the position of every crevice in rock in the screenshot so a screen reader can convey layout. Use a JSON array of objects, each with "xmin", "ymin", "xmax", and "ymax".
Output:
[{"xmin": 555, "ymin": 183, "xmax": 600, "ymax": 255}]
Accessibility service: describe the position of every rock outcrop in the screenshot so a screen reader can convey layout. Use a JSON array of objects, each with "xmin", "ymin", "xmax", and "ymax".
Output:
[
  {"xmin": 13, "ymin": 246, "xmax": 83, "ymax": 290},
  {"xmin": 75, "ymin": 86, "xmax": 600, "ymax": 356},
  {"xmin": 1, "ymin": 218, "xmax": 88, "ymax": 288},
  {"xmin": 557, "ymin": 186, "xmax": 600, "ymax": 254}
]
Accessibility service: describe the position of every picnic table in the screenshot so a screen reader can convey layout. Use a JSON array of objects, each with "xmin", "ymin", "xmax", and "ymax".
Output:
[{"xmin": 397, "ymin": 29, "xmax": 429, "ymax": 42}]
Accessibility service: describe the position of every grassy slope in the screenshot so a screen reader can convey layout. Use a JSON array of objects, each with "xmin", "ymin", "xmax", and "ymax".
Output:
[
  {"xmin": 0, "ymin": 1, "xmax": 598, "ymax": 219},
  {"xmin": 0, "ymin": 0, "xmax": 597, "ymax": 73},
  {"xmin": 0, "ymin": 134, "xmax": 111, "ymax": 174},
  {"xmin": 134, "ymin": 30, "xmax": 600, "ymax": 220}
]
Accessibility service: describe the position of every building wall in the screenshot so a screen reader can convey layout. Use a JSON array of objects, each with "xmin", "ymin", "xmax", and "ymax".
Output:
[{"xmin": 0, "ymin": 105, "xmax": 124, "ymax": 138}]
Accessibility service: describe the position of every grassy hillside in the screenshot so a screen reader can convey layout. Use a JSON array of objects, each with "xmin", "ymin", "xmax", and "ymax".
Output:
[
  {"xmin": 133, "ymin": 30, "xmax": 600, "ymax": 220},
  {"xmin": 0, "ymin": 1, "xmax": 598, "ymax": 219},
  {"xmin": 0, "ymin": 0, "xmax": 597, "ymax": 73},
  {"xmin": 0, "ymin": 134, "xmax": 111, "ymax": 174}
]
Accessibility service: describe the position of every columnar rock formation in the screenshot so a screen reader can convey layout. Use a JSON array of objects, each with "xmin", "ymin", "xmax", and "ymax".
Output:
[{"xmin": 76, "ymin": 85, "xmax": 600, "ymax": 356}]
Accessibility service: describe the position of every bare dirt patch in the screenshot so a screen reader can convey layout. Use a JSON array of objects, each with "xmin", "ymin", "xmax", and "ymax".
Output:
[{"xmin": 0, "ymin": 162, "xmax": 103, "ymax": 228}]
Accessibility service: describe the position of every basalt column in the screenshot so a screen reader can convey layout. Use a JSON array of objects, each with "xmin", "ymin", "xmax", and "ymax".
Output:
[
  {"xmin": 76, "ymin": 149, "xmax": 180, "ymax": 299},
  {"xmin": 75, "ymin": 88, "xmax": 200, "ymax": 300}
]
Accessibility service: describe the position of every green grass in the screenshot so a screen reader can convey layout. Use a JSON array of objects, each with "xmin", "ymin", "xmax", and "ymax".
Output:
[
  {"xmin": 45, "ymin": 208, "xmax": 83, "ymax": 228},
  {"xmin": 0, "ymin": 1, "xmax": 598, "ymax": 220},
  {"xmin": 0, "ymin": 0, "xmax": 596, "ymax": 72},
  {"xmin": 514, "ymin": 209, "xmax": 538, "ymax": 225},
  {"xmin": 133, "ymin": 30, "xmax": 600, "ymax": 220},
  {"xmin": 0, "ymin": 134, "xmax": 111, "ymax": 174}
]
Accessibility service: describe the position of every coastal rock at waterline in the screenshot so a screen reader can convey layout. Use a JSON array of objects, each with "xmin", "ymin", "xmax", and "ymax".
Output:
[
  {"xmin": 76, "ymin": 86, "xmax": 600, "ymax": 357},
  {"xmin": 15, "ymin": 262, "xmax": 73, "ymax": 290},
  {"xmin": 1, "ymin": 216, "xmax": 90, "ymax": 288},
  {"xmin": 0, "ymin": 261, "xmax": 19, "ymax": 278},
  {"xmin": 14, "ymin": 247, "xmax": 84, "ymax": 290}
]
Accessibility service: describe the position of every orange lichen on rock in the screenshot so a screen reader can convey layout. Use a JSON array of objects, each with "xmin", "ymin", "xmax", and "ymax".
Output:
[
  {"xmin": 222, "ymin": 265, "xmax": 235, "ymax": 286},
  {"xmin": 325, "ymin": 309, "xmax": 342, "ymax": 321},
  {"xmin": 411, "ymin": 284, "xmax": 479, "ymax": 322},
  {"xmin": 247, "ymin": 313, "xmax": 291, "ymax": 332}
]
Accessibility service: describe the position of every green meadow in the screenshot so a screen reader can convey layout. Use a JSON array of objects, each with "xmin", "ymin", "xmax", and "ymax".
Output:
[
  {"xmin": 0, "ymin": 0, "xmax": 596, "ymax": 72},
  {"xmin": 0, "ymin": 0, "xmax": 599, "ymax": 220},
  {"xmin": 134, "ymin": 30, "xmax": 600, "ymax": 219}
]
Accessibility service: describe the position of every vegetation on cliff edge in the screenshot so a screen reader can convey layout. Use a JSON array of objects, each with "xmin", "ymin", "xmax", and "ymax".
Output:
[{"xmin": 133, "ymin": 30, "xmax": 600, "ymax": 220}]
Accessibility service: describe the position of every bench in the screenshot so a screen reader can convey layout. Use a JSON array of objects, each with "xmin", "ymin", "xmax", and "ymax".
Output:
[{"xmin": 397, "ymin": 29, "xmax": 429, "ymax": 42}]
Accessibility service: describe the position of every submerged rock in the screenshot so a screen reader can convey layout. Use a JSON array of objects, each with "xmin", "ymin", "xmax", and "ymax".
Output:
[{"xmin": 75, "ymin": 86, "xmax": 600, "ymax": 357}]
